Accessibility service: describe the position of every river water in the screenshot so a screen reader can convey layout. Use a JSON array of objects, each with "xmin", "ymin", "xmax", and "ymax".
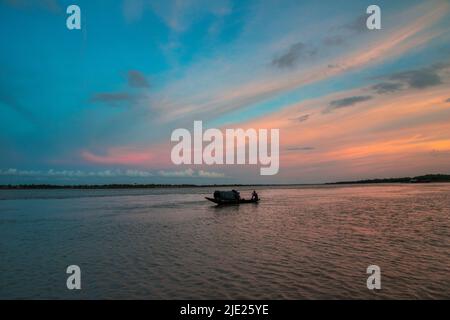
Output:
[{"xmin": 0, "ymin": 184, "xmax": 449, "ymax": 299}]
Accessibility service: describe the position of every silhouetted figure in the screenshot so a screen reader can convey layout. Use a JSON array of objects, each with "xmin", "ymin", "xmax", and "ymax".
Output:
[{"xmin": 251, "ymin": 190, "xmax": 259, "ymax": 201}]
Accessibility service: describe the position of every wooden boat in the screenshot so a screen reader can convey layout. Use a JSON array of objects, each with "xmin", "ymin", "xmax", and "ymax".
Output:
[{"xmin": 205, "ymin": 197, "xmax": 259, "ymax": 205}]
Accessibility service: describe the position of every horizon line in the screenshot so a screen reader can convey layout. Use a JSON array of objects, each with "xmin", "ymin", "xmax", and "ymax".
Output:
[{"xmin": 1, "ymin": 174, "xmax": 449, "ymax": 189}]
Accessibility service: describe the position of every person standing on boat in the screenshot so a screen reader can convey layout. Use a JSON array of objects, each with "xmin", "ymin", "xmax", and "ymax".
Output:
[{"xmin": 252, "ymin": 190, "xmax": 259, "ymax": 201}]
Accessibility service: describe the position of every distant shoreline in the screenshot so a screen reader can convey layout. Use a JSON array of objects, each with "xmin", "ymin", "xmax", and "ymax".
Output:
[
  {"xmin": 326, "ymin": 174, "xmax": 450, "ymax": 185},
  {"xmin": 0, "ymin": 183, "xmax": 308, "ymax": 190},
  {"xmin": 0, "ymin": 174, "xmax": 449, "ymax": 189}
]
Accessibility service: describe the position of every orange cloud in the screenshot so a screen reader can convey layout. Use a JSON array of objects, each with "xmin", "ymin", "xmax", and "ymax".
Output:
[
  {"xmin": 237, "ymin": 80, "xmax": 450, "ymax": 179},
  {"xmin": 81, "ymin": 146, "xmax": 168, "ymax": 167}
]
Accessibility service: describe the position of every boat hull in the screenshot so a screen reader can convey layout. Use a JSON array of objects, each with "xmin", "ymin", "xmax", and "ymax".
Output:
[{"xmin": 205, "ymin": 197, "xmax": 259, "ymax": 205}]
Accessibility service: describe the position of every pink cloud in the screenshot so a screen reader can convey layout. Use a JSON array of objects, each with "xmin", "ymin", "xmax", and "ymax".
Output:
[{"xmin": 81, "ymin": 147, "xmax": 162, "ymax": 166}]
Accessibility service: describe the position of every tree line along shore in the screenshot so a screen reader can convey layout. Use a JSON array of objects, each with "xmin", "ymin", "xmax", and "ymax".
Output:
[
  {"xmin": 0, "ymin": 174, "xmax": 449, "ymax": 189},
  {"xmin": 327, "ymin": 174, "xmax": 450, "ymax": 185}
]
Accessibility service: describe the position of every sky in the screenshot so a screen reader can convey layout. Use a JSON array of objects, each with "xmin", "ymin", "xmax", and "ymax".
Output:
[{"xmin": 0, "ymin": 0, "xmax": 450, "ymax": 184}]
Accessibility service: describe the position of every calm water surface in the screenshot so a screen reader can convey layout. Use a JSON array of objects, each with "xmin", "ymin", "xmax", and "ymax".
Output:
[{"xmin": 0, "ymin": 184, "xmax": 449, "ymax": 299}]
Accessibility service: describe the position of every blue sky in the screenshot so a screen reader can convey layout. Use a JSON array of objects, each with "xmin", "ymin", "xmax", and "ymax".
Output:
[{"xmin": 1, "ymin": 0, "xmax": 450, "ymax": 184}]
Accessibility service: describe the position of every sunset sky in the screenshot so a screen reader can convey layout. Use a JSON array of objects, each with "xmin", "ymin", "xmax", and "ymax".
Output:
[{"xmin": 1, "ymin": 0, "xmax": 450, "ymax": 184}]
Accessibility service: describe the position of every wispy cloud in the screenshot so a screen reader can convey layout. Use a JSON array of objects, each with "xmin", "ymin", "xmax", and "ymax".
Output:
[
  {"xmin": 158, "ymin": 168, "xmax": 194, "ymax": 177},
  {"xmin": 151, "ymin": 0, "xmax": 448, "ymax": 123},
  {"xmin": 323, "ymin": 35, "xmax": 346, "ymax": 47},
  {"xmin": 158, "ymin": 168, "xmax": 224, "ymax": 178},
  {"xmin": 126, "ymin": 0, "xmax": 232, "ymax": 32},
  {"xmin": 371, "ymin": 82, "xmax": 404, "ymax": 94},
  {"xmin": 0, "ymin": 87, "xmax": 35, "ymax": 122},
  {"xmin": 127, "ymin": 70, "xmax": 150, "ymax": 88},
  {"xmin": 0, "ymin": 168, "xmax": 154, "ymax": 178},
  {"xmin": 291, "ymin": 114, "xmax": 311, "ymax": 123},
  {"xmin": 388, "ymin": 66, "xmax": 443, "ymax": 89},
  {"xmin": 81, "ymin": 148, "xmax": 157, "ymax": 165},
  {"xmin": 90, "ymin": 70, "xmax": 150, "ymax": 106},
  {"xmin": 198, "ymin": 170, "xmax": 225, "ymax": 178},
  {"xmin": 371, "ymin": 63, "xmax": 449, "ymax": 94},
  {"xmin": 325, "ymin": 96, "xmax": 372, "ymax": 113},
  {"xmin": 0, "ymin": 168, "xmax": 225, "ymax": 179},
  {"xmin": 237, "ymin": 69, "xmax": 450, "ymax": 182},
  {"xmin": 337, "ymin": 14, "xmax": 368, "ymax": 34},
  {"xmin": 90, "ymin": 92, "xmax": 136, "ymax": 106},
  {"xmin": 272, "ymin": 42, "xmax": 317, "ymax": 69}
]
